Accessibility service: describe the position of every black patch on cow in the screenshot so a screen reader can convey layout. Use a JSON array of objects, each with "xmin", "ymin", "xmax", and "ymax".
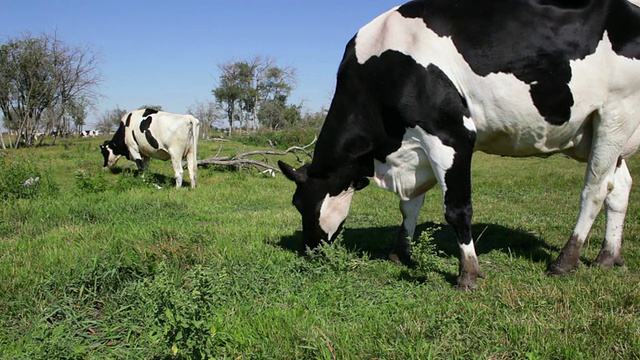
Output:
[
  {"xmin": 142, "ymin": 109, "xmax": 159, "ymax": 117},
  {"xmin": 105, "ymin": 122, "xmax": 129, "ymax": 157},
  {"xmin": 310, "ymin": 45, "xmax": 474, "ymax": 178},
  {"xmin": 132, "ymin": 131, "xmax": 139, "ymax": 147},
  {"xmin": 606, "ymin": 0, "xmax": 640, "ymax": 58},
  {"xmin": 145, "ymin": 130, "xmax": 160, "ymax": 150},
  {"xmin": 125, "ymin": 113, "xmax": 132, "ymax": 127},
  {"xmin": 140, "ymin": 116, "xmax": 152, "ymax": 132},
  {"xmin": 396, "ymin": 0, "xmax": 640, "ymax": 125}
]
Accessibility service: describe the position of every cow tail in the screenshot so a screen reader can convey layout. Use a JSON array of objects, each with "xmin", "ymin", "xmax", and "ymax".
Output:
[{"xmin": 188, "ymin": 116, "xmax": 200, "ymax": 160}]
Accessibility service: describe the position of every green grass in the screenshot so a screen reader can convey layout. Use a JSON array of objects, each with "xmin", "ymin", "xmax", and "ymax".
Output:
[{"xmin": 0, "ymin": 136, "xmax": 639, "ymax": 359}]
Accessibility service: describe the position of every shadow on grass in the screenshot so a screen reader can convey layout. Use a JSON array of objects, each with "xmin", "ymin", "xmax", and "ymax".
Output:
[
  {"xmin": 277, "ymin": 221, "xmax": 556, "ymax": 285},
  {"xmin": 107, "ymin": 167, "xmax": 187, "ymax": 188}
]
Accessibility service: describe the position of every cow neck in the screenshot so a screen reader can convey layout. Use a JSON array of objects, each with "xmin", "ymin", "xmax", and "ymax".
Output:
[
  {"xmin": 309, "ymin": 98, "xmax": 375, "ymax": 183},
  {"xmin": 109, "ymin": 122, "xmax": 128, "ymax": 156}
]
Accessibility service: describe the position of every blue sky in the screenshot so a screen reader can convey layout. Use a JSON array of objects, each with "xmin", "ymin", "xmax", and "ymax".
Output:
[{"xmin": 2, "ymin": 0, "xmax": 402, "ymax": 127}]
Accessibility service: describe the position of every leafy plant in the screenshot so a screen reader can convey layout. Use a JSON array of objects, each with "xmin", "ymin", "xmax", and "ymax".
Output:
[
  {"xmin": 142, "ymin": 264, "xmax": 232, "ymax": 359},
  {"xmin": 304, "ymin": 234, "xmax": 370, "ymax": 273},
  {"xmin": 74, "ymin": 169, "xmax": 108, "ymax": 193},
  {"xmin": 0, "ymin": 154, "xmax": 58, "ymax": 200},
  {"xmin": 409, "ymin": 227, "xmax": 456, "ymax": 279}
]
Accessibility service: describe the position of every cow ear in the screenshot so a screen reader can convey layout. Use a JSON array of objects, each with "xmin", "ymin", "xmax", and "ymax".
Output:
[
  {"xmin": 278, "ymin": 161, "xmax": 307, "ymax": 183},
  {"xmin": 353, "ymin": 177, "xmax": 370, "ymax": 191}
]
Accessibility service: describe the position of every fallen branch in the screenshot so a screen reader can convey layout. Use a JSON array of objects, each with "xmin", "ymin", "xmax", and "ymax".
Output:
[{"xmin": 197, "ymin": 137, "xmax": 316, "ymax": 173}]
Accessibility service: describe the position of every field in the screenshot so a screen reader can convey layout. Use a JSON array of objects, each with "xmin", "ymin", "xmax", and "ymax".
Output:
[{"xmin": 0, "ymin": 135, "xmax": 639, "ymax": 359}]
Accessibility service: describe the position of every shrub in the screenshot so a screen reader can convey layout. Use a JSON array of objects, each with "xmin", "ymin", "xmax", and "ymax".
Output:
[
  {"xmin": 0, "ymin": 154, "xmax": 59, "ymax": 200},
  {"xmin": 235, "ymin": 127, "xmax": 318, "ymax": 149},
  {"xmin": 74, "ymin": 169, "xmax": 108, "ymax": 194},
  {"xmin": 409, "ymin": 227, "xmax": 456, "ymax": 279}
]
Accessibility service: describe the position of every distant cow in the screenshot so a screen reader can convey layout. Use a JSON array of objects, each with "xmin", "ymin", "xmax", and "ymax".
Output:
[
  {"xmin": 80, "ymin": 130, "xmax": 99, "ymax": 138},
  {"xmin": 279, "ymin": 0, "xmax": 640, "ymax": 289},
  {"xmin": 101, "ymin": 109, "xmax": 200, "ymax": 188}
]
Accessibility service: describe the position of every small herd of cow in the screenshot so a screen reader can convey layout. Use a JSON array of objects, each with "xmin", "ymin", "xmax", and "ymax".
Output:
[{"xmin": 101, "ymin": 0, "xmax": 640, "ymax": 289}]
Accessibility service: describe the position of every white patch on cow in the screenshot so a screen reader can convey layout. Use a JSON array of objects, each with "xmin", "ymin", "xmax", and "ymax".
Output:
[
  {"xmin": 374, "ymin": 127, "xmax": 453, "ymax": 201},
  {"xmin": 462, "ymin": 116, "xmax": 476, "ymax": 133},
  {"xmin": 459, "ymin": 242, "xmax": 477, "ymax": 262},
  {"xmin": 319, "ymin": 189, "xmax": 355, "ymax": 240},
  {"xmin": 106, "ymin": 147, "xmax": 121, "ymax": 168},
  {"xmin": 627, "ymin": 0, "xmax": 640, "ymax": 8}
]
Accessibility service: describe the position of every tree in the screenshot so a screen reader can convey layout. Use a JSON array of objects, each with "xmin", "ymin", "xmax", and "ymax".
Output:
[
  {"xmin": 213, "ymin": 61, "xmax": 248, "ymax": 135},
  {"xmin": 188, "ymin": 99, "xmax": 224, "ymax": 138},
  {"xmin": 258, "ymin": 97, "xmax": 302, "ymax": 130},
  {"xmin": 96, "ymin": 107, "xmax": 127, "ymax": 134},
  {"xmin": 212, "ymin": 56, "xmax": 297, "ymax": 133},
  {"xmin": 138, "ymin": 104, "xmax": 163, "ymax": 111},
  {"xmin": 0, "ymin": 32, "xmax": 101, "ymax": 148}
]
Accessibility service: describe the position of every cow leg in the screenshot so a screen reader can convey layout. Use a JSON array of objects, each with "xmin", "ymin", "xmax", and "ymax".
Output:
[
  {"xmin": 171, "ymin": 155, "xmax": 184, "ymax": 188},
  {"xmin": 134, "ymin": 159, "xmax": 145, "ymax": 172},
  {"xmin": 594, "ymin": 159, "xmax": 631, "ymax": 268},
  {"xmin": 547, "ymin": 130, "xmax": 625, "ymax": 275},
  {"xmin": 442, "ymin": 174, "xmax": 484, "ymax": 290},
  {"xmin": 390, "ymin": 194, "xmax": 425, "ymax": 265},
  {"xmin": 424, "ymin": 139, "xmax": 481, "ymax": 289}
]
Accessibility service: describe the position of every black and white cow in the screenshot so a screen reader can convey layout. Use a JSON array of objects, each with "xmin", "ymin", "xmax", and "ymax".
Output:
[
  {"xmin": 80, "ymin": 130, "xmax": 99, "ymax": 138},
  {"xmin": 101, "ymin": 109, "xmax": 200, "ymax": 188},
  {"xmin": 278, "ymin": 0, "xmax": 640, "ymax": 289}
]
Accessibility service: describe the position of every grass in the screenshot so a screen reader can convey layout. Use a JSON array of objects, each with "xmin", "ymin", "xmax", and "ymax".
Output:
[{"xmin": 0, "ymin": 135, "xmax": 638, "ymax": 359}]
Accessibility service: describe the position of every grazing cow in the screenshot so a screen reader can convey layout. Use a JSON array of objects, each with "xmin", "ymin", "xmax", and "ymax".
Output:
[
  {"xmin": 278, "ymin": 0, "xmax": 640, "ymax": 289},
  {"xmin": 101, "ymin": 109, "xmax": 200, "ymax": 188},
  {"xmin": 81, "ymin": 130, "xmax": 99, "ymax": 137}
]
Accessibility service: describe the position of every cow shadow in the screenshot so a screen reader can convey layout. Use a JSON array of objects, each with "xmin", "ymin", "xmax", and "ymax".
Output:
[
  {"xmin": 277, "ymin": 222, "xmax": 555, "ymax": 285},
  {"xmin": 106, "ymin": 167, "xmax": 180, "ymax": 188}
]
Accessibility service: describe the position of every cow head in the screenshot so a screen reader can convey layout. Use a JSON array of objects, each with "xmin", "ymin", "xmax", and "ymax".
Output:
[
  {"xmin": 278, "ymin": 160, "xmax": 370, "ymax": 251},
  {"xmin": 100, "ymin": 141, "xmax": 121, "ymax": 168}
]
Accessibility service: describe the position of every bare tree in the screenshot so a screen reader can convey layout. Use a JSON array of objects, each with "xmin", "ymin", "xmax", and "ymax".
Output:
[
  {"xmin": 138, "ymin": 104, "xmax": 163, "ymax": 111},
  {"xmin": 188, "ymin": 99, "xmax": 224, "ymax": 139},
  {"xmin": 95, "ymin": 107, "xmax": 127, "ymax": 135},
  {"xmin": 0, "ymin": 32, "xmax": 101, "ymax": 148}
]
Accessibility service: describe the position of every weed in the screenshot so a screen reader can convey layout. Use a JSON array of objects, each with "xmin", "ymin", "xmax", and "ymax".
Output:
[
  {"xmin": 409, "ymin": 227, "xmax": 456, "ymax": 279},
  {"xmin": 0, "ymin": 154, "xmax": 58, "ymax": 200},
  {"xmin": 142, "ymin": 263, "xmax": 232, "ymax": 359},
  {"xmin": 74, "ymin": 169, "xmax": 108, "ymax": 194},
  {"xmin": 304, "ymin": 235, "xmax": 370, "ymax": 273}
]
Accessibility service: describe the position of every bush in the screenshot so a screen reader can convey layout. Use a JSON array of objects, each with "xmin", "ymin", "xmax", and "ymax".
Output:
[
  {"xmin": 74, "ymin": 168, "xmax": 171, "ymax": 193},
  {"xmin": 409, "ymin": 227, "xmax": 456, "ymax": 280},
  {"xmin": 235, "ymin": 127, "xmax": 318, "ymax": 149},
  {"xmin": 0, "ymin": 154, "xmax": 59, "ymax": 200},
  {"xmin": 74, "ymin": 169, "xmax": 108, "ymax": 194}
]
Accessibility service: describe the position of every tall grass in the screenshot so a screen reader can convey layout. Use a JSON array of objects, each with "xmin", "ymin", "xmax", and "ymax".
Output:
[{"xmin": 0, "ymin": 135, "xmax": 638, "ymax": 359}]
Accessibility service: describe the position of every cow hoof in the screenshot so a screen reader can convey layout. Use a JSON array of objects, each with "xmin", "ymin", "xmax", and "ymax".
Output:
[
  {"xmin": 389, "ymin": 252, "xmax": 413, "ymax": 266},
  {"xmin": 545, "ymin": 260, "xmax": 580, "ymax": 277},
  {"xmin": 454, "ymin": 280, "xmax": 479, "ymax": 291},
  {"xmin": 593, "ymin": 251, "xmax": 626, "ymax": 268},
  {"xmin": 455, "ymin": 272, "xmax": 480, "ymax": 291}
]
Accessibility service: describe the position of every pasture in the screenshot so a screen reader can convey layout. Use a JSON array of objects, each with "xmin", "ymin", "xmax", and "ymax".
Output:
[{"xmin": 0, "ymin": 135, "xmax": 639, "ymax": 359}]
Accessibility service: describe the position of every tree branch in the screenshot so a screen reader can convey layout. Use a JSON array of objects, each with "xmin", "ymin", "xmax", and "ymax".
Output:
[{"xmin": 197, "ymin": 136, "xmax": 316, "ymax": 173}]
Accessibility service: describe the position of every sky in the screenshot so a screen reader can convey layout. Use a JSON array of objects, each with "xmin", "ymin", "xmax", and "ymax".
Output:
[{"xmin": 2, "ymin": 0, "xmax": 402, "ymax": 127}]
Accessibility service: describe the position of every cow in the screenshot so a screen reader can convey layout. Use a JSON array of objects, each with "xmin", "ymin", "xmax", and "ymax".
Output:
[
  {"xmin": 81, "ymin": 130, "xmax": 100, "ymax": 137},
  {"xmin": 278, "ymin": 0, "xmax": 640, "ymax": 289},
  {"xmin": 101, "ymin": 109, "xmax": 200, "ymax": 188}
]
